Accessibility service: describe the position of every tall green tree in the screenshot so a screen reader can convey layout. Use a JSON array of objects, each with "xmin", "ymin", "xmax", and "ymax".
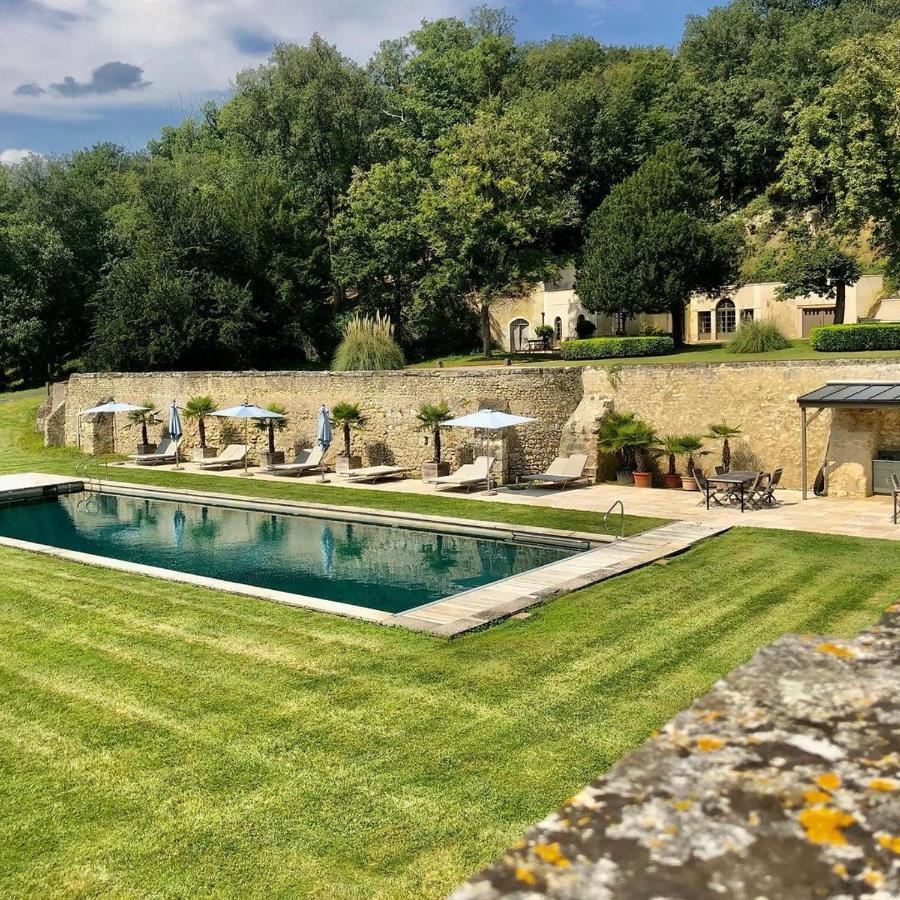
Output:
[
  {"xmin": 577, "ymin": 143, "xmax": 743, "ymax": 345},
  {"xmin": 418, "ymin": 107, "xmax": 575, "ymax": 357}
]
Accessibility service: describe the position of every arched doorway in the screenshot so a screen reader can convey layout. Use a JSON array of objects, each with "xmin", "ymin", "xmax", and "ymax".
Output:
[
  {"xmin": 715, "ymin": 299, "xmax": 736, "ymax": 340},
  {"xmin": 509, "ymin": 318, "xmax": 529, "ymax": 352},
  {"xmin": 553, "ymin": 316, "xmax": 562, "ymax": 343}
]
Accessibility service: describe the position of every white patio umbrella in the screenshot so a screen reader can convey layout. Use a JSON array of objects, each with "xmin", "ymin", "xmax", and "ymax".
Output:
[
  {"xmin": 444, "ymin": 408, "xmax": 536, "ymax": 495},
  {"xmin": 168, "ymin": 401, "xmax": 183, "ymax": 469},
  {"xmin": 209, "ymin": 402, "xmax": 284, "ymax": 477},
  {"xmin": 78, "ymin": 400, "xmax": 150, "ymax": 456}
]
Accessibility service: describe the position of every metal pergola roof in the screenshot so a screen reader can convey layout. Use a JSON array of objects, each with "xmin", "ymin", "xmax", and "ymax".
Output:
[{"xmin": 798, "ymin": 382, "xmax": 900, "ymax": 409}]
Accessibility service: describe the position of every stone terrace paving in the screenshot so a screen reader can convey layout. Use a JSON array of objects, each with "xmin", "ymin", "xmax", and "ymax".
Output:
[{"xmin": 117, "ymin": 461, "xmax": 900, "ymax": 541}]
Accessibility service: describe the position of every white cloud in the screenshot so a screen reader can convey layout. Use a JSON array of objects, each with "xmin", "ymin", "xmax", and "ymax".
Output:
[
  {"xmin": 0, "ymin": 0, "xmax": 465, "ymax": 120},
  {"xmin": 0, "ymin": 147, "xmax": 44, "ymax": 165}
]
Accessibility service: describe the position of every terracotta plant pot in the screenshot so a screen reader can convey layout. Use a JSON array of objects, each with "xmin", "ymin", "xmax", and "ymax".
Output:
[
  {"xmin": 421, "ymin": 461, "xmax": 450, "ymax": 480},
  {"xmin": 682, "ymin": 475, "xmax": 699, "ymax": 492},
  {"xmin": 663, "ymin": 473, "xmax": 682, "ymax": 489},
  {"xmin": 615, "ymin": 468, "xmax": 635, "ymax": 486},
  {"xmin": 633, "ymin": 471, "xmax": 653, "ymax": 488},
  {"xmin": 335, "ymin": 455, "xmax": 362, "ymax": 473}
]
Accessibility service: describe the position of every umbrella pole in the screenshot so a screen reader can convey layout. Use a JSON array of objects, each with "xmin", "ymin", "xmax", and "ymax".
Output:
[{"xmin": 242, "ymin": 419, "xmax": 252, "ymax": 477}]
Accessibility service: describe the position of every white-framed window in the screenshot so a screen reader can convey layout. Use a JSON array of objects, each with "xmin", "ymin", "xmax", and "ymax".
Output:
[
  {"xmin": 740, "ymin": 308, "xmax": 754, "ymax": 324},
  {"xmin": 554, "ymin": 316, "xmax": 562, "ymax": 341},
  {"xmin": 716, "ymin": 299, "xmax": 736, "ymax": 335},
  {"xmin": 698, "ymin": 311, "xmax": 712, "ymax": 335}
]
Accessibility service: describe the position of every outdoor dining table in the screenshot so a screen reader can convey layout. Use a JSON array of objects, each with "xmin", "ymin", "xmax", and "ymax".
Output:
[{"xmin": 705, "ymin": 471, "xmax": 761, "ymax": 513}]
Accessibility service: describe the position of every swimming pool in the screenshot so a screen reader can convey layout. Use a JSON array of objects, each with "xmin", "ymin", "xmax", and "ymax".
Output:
[{"xmin": 0, "ymin": 492, "xmax": 579, "ymax": 615}]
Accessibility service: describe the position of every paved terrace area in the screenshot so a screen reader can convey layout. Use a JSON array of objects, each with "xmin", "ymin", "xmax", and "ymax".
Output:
[{"xmin": 116, "ymin": 461, "xmax": 900, "ymax": 541}]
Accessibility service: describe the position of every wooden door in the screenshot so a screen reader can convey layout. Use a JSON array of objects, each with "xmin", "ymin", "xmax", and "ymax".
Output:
[{"xmin": 801, "ymin": 307, "xmax": 835, "ymax": 338}]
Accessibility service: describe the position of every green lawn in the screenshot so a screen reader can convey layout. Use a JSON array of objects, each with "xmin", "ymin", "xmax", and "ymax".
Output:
[
  {"xmin": 0, "ymin": 393, "xmax": 662, "ymax": 538},
  {"xmin": 1, "ymin": 391, "xmax": 899, "ymax": 896},
  {"xmin": 411, "ymin": 340, "xmax": 900, "ymax": 369}
]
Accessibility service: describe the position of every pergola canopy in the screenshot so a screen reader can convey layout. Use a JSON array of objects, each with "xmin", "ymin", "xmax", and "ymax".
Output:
[{"xmin": 798, "ymin": 382, "xmax": 900, "ymax": 409}]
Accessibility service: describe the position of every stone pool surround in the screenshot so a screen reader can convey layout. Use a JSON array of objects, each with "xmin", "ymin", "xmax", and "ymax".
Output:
[
  {"xmin": 451, "ymin": 604, "xmax": 900, "ymax": 899},
  {"xmin": 46, "ymin": 358, "xmax": 900, "ymax": 496}
]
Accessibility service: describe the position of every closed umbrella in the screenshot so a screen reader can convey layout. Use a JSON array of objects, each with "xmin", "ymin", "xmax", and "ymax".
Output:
[
  {"xmin": 78, "ymin": 400, "xmax": 150, "ymax": 456},
  {"xmin": 316, "ymin": 404, "xmax": 332, "ymax": 483},
  {"xmin": 168, "ymin": 401, "xmax": 183, "ymax": 469},
  {"xmin": 210, "ymin": 402, "xmax": 284, "ymax": 478},
  {"xmin": 444, "ymin": 408, "xmax": 536, "ymax": 495}
]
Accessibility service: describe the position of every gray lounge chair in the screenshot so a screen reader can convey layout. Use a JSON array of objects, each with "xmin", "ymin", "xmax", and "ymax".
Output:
[
  {"xmin": 268, "ymin": 446, "xmax": 325, "ymax": 477},
  {"xmin": 427, "ymin": 456, "xmax": 494, "ymax": 492},
  {"xmin": 131, "ymin": 437, "xmax": 178, "ymax": 466},
  {"xmin": 198, "ymin": 444, "xmax": 247, "ymax": 471},
  {"xmin": 519, "ymin": 454, "xmax": 588, "ymax": 489},
  {"xmin": 337, "ymin": 465, "xmax": 410, "ymax": 483}
]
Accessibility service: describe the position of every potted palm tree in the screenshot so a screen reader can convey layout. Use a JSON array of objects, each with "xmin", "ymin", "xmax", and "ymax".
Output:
[
  {"xmin": 183, "ymin": 395, "xmax": 218, "ymax": 460},
  {"xmin": 127, "ymin": 402, "xmax": 160, "ymax": 455},
  {"xmin": 254, "ymin": 403, "xmax": 288, "ymax": 466},
  {"xmin": 679, "ymin": 435, "xmax": 706, "ymax": 491},
  {"xmin": 417, "ymin": 401, "xmax": 454, "ymax": 480},
  {"xmin": 331, "ymin": 401, "xmax": 366, "ymax": 472},
  {"xmin": 660, "ymin": 434, "xmax": 685, "ymax": 489},
  {"xmin": 597, "ymin": 412, "xmax": 638, "ymax": 484},
  {"xmin": 622, "ymin": 421, "xmax": 660, "ymax": 488},
  {"xmin": 706, "ymin": 422, "xmax": 742, "ymax": 472}
]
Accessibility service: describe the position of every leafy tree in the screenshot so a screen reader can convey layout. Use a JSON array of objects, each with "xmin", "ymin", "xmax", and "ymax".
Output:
[
  {"xmin": 775, "ymin": 232, "xmax": 861, "ymax": 323},
  {"xmin": 577, "ymin": 143, "xmax": 743, "ymax": 345},
  {"xmin": 183, "ymin": 395, "xmax": 217, "ymax": 448},
  {"xmin": 419, "ymin": 107, "xmax": 575, "ymax": 357},
  {"xmin": 706, "ymin": 422, "xmax": 742, "ymax": 472},
  {"xmin": 126, "ymin": 401, "xmax": 161, "ymax": 446},
  {"xmin": 779, "ymin": 24, "xmax": 900, "ymax": 275},
  {"xmin": 416, "ymin": 401, "xmax": 453, "ymax": 464},
  {"xmin": 330, "ymin": 402, "xmax": 366, "ymax": 458},
  {"xmin": 254, "ymin": 403, "xmax": 288, "ymax": 455}
]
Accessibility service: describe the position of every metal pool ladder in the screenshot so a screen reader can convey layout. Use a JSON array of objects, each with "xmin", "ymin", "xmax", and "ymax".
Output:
[
  {"xmin": 604, "ymin": 500, "xmax": 625, "ymax": 540},
  {"xmin": 75, "ymin": 458, "xmax": 109, "ymax": 489}
]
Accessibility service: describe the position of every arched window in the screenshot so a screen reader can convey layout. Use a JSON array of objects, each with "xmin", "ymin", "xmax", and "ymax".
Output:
[
  {"xmin": 716, "ymin": 299, "xmax": 736, "ymax": 336},
  {"xmin": 509, "ymin": 318, "xmax": 529, "ymax": 352},
  {"xmin": 554, "ymin": 316, "xmax": 562, "ymax": 341}
]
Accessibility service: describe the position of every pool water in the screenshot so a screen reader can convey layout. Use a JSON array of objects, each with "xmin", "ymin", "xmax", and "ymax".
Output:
[{"xmin": 0, "ymin": 493, "xmax": 576, "ymax": 614}]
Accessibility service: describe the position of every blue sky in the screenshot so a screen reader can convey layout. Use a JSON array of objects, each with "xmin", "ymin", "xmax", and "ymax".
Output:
[{"xmin": 0, "ymin": 1, "xmax": 718, "ymax": 163}]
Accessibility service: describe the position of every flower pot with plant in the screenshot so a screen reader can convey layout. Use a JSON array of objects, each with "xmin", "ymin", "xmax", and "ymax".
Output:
[
  {"xmin": 534, "ymin": 323, "xmax": 555, "ymax": 350},
  {"xmin": 622, "ymin": 421, "xmax": 659, "ymax": 488},
  {"xmin": 184, "ymin": 395, "xmax": 219, "ymax": 460},
  {"xmin": 706, "ymin": 422, "xmax": 742, "ymax": 473},
  {"xmin": 127, "ymin": 402, "xmax": 161, "ymax": 455},
  {"xmin": 416, "ymin": 400, "xmax": 453, "ymax": 480},
  {"xmin": 678, "ymin": 435, "xmax": 706, "ymax": 491},
  {"xmin": 254, "ymin": 403, "xmax": 288, "ymax": 466},
  {"xmin": 660, "ymin": 434, "xmax": 685, "ymax": 489},
  {"xmin": 331, "ymin": 401, "xmax": 366, "ymax": 472},
  {"xmin": 597, "ymin": 411, "xmax": 638, "ymax": 484}
]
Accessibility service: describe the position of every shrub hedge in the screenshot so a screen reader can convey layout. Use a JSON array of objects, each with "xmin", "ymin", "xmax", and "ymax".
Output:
[
  {"xmin": 810, "ymin": 323, "xmax": 900, "ymax": 352},
  {"xmin": 560, "ymin": 335, "xmax": 675, "ymax": 360}
]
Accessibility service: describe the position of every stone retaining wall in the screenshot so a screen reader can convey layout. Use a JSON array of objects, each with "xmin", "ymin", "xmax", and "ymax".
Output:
[
  {"xmin": 53, "ymin": 358, "xmax": 900, "ymax": 495},
  {"xmin": 451, "ymin": 604, "xmax": 900, "ymax": 899}
]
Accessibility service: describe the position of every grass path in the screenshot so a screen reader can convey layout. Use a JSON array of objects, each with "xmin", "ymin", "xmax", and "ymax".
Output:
[
  {"xmin": 1, "ymin": 529, "xmax": 898, "ymax": 898},
  {"xmin": 0, "ymin": 394, "xmax": 661, "ymax": 537}
]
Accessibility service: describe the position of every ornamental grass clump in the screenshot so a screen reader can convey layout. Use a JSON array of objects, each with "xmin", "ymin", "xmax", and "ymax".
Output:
[
  {"xmin": 332, "ymin": 313, "xmax": 405, "ymax": 371},
  {"xmin": 727, "ymin": 319, "xmax": 791, "ymax": 354}
]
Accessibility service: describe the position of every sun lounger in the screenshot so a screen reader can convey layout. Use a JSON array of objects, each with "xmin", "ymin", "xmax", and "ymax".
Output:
[
  {"xmin": 519, "ymin": 454, "xmax": 588, "ymax": 489},
  {"xmin": 267, "ymin": 446, "xmax": 325, "ymax": 477},
  {"xmin": 198, "ymin": 444, "xmax": 247, "ymax": 470},
  {"xmin": 427, "ymin": 456, "xmax": 494, "ymax": 492},
  {"xmin": 131, "ymin": 438, "xmax": 178, "ymax": 466},
  {"xmin": 337, "ymin": 465, "xmax": 410, "ymax": 483}
]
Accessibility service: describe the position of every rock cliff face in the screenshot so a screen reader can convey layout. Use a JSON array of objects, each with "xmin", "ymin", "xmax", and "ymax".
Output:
[{"xmin": 451, "ymin": 605, "xmax": 900, "ymax": 900}]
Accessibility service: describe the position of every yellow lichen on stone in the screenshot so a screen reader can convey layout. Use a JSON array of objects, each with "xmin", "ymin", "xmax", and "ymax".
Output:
[
  {"xmin": 748, "ymin": 811, "xmax": 760, "ymax": 827},
  {"xmin": 878, "ymin": 834, "xmax": 900, "ymax": 854},
  {"xmin": 532, "ymin": 842, "xmax": 571, "ymax": 868},
  {"xmin": 816, "ymin": 642, "xmax": 856, "ymax": 659},
  {"xmin": 862, "ymin": 868, "xmax": 885, "ymax": 887},
  {"xmin": 673, "ymin": 799, "xmax": 693, "ymax": 811},
  {"xmin": 868, "ymin": 779, "xmax": 897, "ymax": 792},
  {"xmin": 833, "ymin": 863, "xmax": 848, "ymax": 879},
  {"xmin": 515, "ymin": 866, "xmax": 537, "ymax": 885},
  {"xmin": 798, "ymin": 807, "xmax": 854, "ymax": 846},
  {"xmin": 815, "ymin": 773, "xmax": 842, "ymax": 792},
  {"xmin": 696, "ymin": 736, "xmax": 724, "ymax": 752},
  {"xmin": 804, "ymin": 790, "xmax": 831, "ymax": 805}
]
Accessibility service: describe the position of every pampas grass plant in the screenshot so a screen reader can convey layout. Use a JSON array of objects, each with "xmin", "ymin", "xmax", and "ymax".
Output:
[
  {"xmin": 332, "ymin": 313, "xmax": 406, "ymax": 371},
  {"xmin": 728, "ymin": 318, "xmax": 792, "ymax": 354}
]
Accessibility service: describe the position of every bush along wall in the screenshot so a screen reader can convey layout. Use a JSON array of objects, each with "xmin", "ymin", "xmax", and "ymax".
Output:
[
  {"xmin": 560, "ymin": 336, "xmax": 675, "ymax": 360},
  {"xmin": 810, "ymin": 324, "xmax": 900, "ymax": 352}
]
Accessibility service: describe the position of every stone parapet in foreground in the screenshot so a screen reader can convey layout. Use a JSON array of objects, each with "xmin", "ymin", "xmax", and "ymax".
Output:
[{"xmin": 451, "ymin": 606, "xmax": 900, "ymax": 900}]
